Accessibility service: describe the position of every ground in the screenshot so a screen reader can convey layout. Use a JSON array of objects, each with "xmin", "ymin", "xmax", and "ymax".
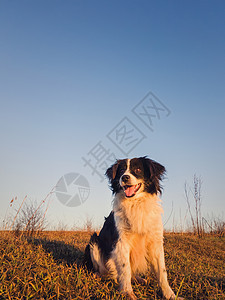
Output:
[{"xmin": 0, "ymin": 231, "xmax": 224, "ymax": 299}]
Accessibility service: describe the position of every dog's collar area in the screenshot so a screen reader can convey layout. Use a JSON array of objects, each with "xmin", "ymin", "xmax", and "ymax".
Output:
[{"xmin": 122, "ymin": 183, "xmax": 142, "ymax": 197}]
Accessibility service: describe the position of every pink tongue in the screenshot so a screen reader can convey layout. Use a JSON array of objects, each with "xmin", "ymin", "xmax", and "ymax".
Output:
[{"xmin": 125, "ymin": 186, "xmax": 136, "ymax": 197}]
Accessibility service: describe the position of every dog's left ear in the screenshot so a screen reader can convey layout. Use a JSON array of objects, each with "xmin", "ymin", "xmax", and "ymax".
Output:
[
  {"xmin": 150, "ymin": 160, "xmax": 166, "ymax": 181},
  {"xmin": 141, "ymin": 157, "xmax": 166, "ymax": 194}
]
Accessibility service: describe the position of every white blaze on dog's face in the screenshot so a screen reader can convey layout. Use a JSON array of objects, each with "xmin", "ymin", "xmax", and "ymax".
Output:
[{"xmin": 119, "ymin": 159, "xmax": 145, "ymax": 198}]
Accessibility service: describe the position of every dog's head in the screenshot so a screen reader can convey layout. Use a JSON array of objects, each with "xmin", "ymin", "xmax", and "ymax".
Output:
[{"xmin": 105, "ymin": 156, "xmax": 166, "ymax": 197}]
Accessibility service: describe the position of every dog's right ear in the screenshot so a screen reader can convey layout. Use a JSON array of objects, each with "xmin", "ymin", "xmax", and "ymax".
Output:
[{"xmin": 105, "ymin": 161, "xmax": 119, "ymax": 182}]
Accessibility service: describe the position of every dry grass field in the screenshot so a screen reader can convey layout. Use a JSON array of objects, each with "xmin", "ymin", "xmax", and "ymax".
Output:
[{"xmin": 0, "ymin": 231, "xmax": 224, "ymax": 299}]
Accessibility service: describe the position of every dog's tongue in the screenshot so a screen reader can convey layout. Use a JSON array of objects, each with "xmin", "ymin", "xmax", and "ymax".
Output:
[{"xmin": 124, "ymin": 185, "xmax": 136, "ymax": 197}]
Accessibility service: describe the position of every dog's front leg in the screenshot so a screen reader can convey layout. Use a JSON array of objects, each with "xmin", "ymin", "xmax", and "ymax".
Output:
[
  {"xmin": 112, "ymin": 239, "xmax": 136, "ymax": 300},
  {"xmin": 149, "ymin": 242, "xmax": 175, "ymax": 300}
]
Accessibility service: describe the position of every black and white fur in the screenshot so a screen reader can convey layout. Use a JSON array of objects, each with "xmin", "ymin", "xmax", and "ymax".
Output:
[{"xmin": 84, "ymin": 157, "xmax": 178, "ymax": 300}]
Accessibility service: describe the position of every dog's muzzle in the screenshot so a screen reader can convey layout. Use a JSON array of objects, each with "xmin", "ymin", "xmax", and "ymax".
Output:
[{"xmin": 121, "ymin": 175, "xmax": 141, "ymax": 197}]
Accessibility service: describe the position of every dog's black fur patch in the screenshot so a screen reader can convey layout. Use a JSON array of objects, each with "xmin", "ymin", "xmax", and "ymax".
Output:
[
  {"xmin": 98, "ymin": 211, "xmax": 119, "ymax": 259},
  {"xmin": 83, "ymin": 212, "xmax": 118, "ymax": 270}
]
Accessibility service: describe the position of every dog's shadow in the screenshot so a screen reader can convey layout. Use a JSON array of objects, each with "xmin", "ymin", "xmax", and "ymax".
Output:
[{"xmin": 26, "ymin": 236, "xmax": 84, "ymax": 266}]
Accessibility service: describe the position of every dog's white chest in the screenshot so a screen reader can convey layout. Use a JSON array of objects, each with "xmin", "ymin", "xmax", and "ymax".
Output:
[{"xmin": 114, "ymin": 193, "xmax": 163, "ymax": 236}]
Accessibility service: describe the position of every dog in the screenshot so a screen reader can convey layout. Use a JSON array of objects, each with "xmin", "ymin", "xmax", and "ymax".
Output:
[{"xmin": 84, "ymin": 156, "xmax": 178, "ymax": 299}]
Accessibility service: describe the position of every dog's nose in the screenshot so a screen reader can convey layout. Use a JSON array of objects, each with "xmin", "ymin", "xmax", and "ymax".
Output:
[{"xmin": 122, "ymin": 175, "xmax": 130, "ymax": 183}]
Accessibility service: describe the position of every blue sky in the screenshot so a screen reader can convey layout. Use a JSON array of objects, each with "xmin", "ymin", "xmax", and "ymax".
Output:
[{"xmin": 0, "ymin": 0, "xmax": 224, "ymax": 230}]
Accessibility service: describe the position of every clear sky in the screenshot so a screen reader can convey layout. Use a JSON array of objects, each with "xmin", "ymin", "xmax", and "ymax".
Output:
[{"xmin": 0, "ymin": 0, "xmax": 225, "ymax": 230}]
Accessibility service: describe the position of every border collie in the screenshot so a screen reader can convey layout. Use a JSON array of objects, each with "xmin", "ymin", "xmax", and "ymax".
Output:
[{"xmin": 84, "ymin": 157, "xmax": 178, "ymax": 300}]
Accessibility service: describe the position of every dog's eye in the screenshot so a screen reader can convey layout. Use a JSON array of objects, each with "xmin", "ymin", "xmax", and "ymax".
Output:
[
  {"xmin": 135, "ymin": 168, "xmax": 142, "ymax": 174},
  {"xmin": 119, "ymin": 169, "xmax": 126, "ymax": 175}
]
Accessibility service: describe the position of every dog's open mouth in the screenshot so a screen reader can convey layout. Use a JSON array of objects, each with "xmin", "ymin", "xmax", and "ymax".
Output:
[{"xmin": 123, "ymin": 183, "xmax": 142, "ymax": 197}]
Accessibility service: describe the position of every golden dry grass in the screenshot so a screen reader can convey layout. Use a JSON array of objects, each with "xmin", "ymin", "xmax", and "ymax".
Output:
[{"xmin": 0, "ymin": 231, "xmax": 224, "ymax": 299}]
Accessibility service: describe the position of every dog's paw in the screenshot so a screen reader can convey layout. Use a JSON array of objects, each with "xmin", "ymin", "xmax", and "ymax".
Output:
[
  {"xmin": 162, "ymin": 289, "xmax": 184, "ymax": 300},
  {"xmin": 168, "ymin": 295, "xmax": 184, "ymax": 300},
  {"xmin": 133, "ymin": 275, "xmax": 147, "ymax": 285},
  {"xmin": 123, "ymin": 291, "xmax": 137, "ymax": 300}
]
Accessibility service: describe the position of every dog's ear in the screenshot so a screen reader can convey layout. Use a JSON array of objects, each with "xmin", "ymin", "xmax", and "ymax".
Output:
[
  {"xmin": 150, "ymin": 160, "xmax": 166, "ymax": 181},
  {"xmin": 105, "ymin": 161, "xmax": 119, "ymax": 182},
  {"xmin": 141, "ymin": 157, "xmax": 166, "ymax": 194}
]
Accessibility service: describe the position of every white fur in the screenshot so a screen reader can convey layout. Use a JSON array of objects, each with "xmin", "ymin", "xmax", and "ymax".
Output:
[{"xmin": 111, "ymin": 191, "xmax": 175, "ymax": 299}]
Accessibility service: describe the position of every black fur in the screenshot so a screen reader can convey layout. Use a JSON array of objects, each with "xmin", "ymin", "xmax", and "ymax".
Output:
[
  {"xmin": 98, "ymin": 211, "xmax": 119, "ymax": 259},
  {"xmin": 83, "ymin": 212, "xmax": 118, "ymax": 270},
  {"xmin": 105, "ymin": 159, "xmax": 127, "ymax": 194},
  {"xmin": 141, "ymin": 157, "xmax": 166, "ymax": 194},
  {"xmin": 83, "ymin": 233, "xmax": 98, "ymax": 270}
]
